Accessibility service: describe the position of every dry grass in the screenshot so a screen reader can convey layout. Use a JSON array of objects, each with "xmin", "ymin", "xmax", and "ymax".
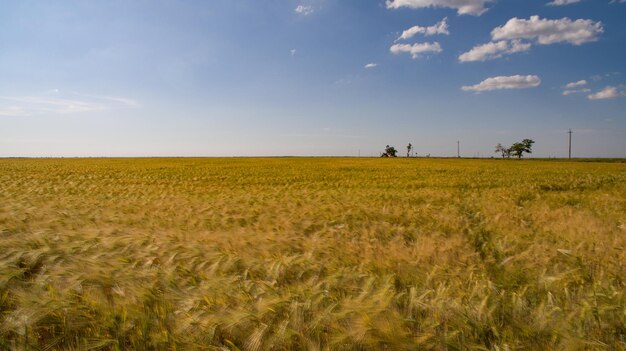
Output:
[{"xmin": 0, "ymin": 157, "xmax": 625, "ymax": 350}]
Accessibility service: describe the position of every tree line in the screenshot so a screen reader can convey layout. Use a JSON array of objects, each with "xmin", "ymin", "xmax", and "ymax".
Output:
[
  {"xmin": 380, "ymin": 139, "xmax": 535, "ymax": 158},
  {"xmin": 495, "ymin": 139, "xmax": 535, "ymax": 158}
]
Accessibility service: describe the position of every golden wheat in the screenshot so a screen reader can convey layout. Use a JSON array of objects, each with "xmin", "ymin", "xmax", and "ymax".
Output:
[{"xmin": 0, "ymin": 158, "xmax": 624, "ymax": 350}]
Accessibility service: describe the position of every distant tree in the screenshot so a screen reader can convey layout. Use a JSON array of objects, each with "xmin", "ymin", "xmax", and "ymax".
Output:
[
  {"xmin": 407, "ymin": 143, "xmax": 413, "ymax": 157},
  {"xmin": 510, "ymin": 139, "xmax": 535, "ymax": 158},
  {"xmin": 381, "ymin": 145, "xmax": 398, "ymax": 157},
  {"xmin": 494, "ymin": 143, "xmax": 510, "ymax": 158},
  {"xmin": 509, "ymin": 143, "xmax": 523, "ymax": 158}
]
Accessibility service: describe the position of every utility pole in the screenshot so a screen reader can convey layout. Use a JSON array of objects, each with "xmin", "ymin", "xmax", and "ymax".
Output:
[
  {"xmin": 457, "ymin": 141, "xmax": 460, "ymax": 158},
  {"xmin": 568, "ymin": 129, "xmax": 573, "ymax": 159}
]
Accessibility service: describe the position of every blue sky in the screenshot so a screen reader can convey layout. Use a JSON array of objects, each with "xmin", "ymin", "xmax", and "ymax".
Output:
[{"xmin": 1, "ymin": 0, "xmax": 625, "ymax": 157}]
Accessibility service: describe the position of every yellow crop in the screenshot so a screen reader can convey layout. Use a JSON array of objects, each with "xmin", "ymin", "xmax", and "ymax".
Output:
[{"xmin": 1, "ymin": 158, "xmax": 624, "ymax": 350}]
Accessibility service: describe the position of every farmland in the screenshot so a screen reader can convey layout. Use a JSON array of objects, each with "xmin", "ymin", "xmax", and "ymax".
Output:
[{"xmin": 0, "ymin": 158, "xmax": 625, "ymax": 350}]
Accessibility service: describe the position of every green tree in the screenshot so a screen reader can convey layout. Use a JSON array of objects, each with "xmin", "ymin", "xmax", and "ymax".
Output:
[
  {"xmin": 407, "ymin": 143, "xmax": 413, "ymax": 157},
  {"xmin": 510, "ymin": 139, "xmax": 535, "ymax": 158},
  {"xmin": 381, "ymin": 145, "xmax": 398, "ymax": 157},
  {"xmin": 494, "ymin": 143, "xmax": 510, "ymax": 158}
]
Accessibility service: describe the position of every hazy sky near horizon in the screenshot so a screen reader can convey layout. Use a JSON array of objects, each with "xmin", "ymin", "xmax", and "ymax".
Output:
[{"xmin": 1, "ymin": 0, "xmax": 625, "ymax": 157}]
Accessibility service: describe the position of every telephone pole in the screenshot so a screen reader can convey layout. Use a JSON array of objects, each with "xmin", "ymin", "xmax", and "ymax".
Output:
[
  {"xmin": 568, "ymin": 129, "xmax": 573, "ymax": 159},
  {"xmin": 457, "ymin": 141, "xmax": 460, "ymax": 158}
]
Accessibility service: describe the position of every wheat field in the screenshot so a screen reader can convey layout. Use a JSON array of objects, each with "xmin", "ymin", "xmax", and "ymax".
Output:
[{"xmin": 0, "ymin": 158, "xmax": 625, "ymax": 350}]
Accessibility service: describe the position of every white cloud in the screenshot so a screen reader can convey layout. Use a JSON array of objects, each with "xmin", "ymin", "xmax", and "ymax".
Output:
[
  {"xmin": 295, "ymin": 5, "xmax": 314, "ymax": 15},
  {"xmin": 590, "ymin": 74, "xmax": 604, "ymax": 81},
  {"xmin": 0, "ymin": 96, "xmax": 106, "ymax": 114},
  {"xmin": 547, "ymin": 0, "xmax": 581, "ymax": 6},
  {"xmin": 397, "ymin": 18, "xmax": 449, "ymax": 41},
  {"xmin": 364, "ymin": 63, "xmax": 378, "ymax": 68},
  {"xmin": 390, "ymin": 42, "xmax": 442, "ymax": 59},
  {"xmin": 587, "ymin": 86, "xmax": 625, "ymax": 100},
  {"xmin": 73, "ymin": 93, "xmax": 139, "ymax": 107},
  {"xmin": 0, "ymin": 106, "xmax": 30, "ymax": 117},
  {"xmin": 562, "ymin": 88, "xmax": 590, "ymax": 96},
  {"xmin": 462, "ymin": 75, "xmax": 541, "ymax": 92},
  {"xmin": 459, "ymin": 40, "xmax": 530, "ymax": 62},
  {"xmin": 460, "ymin": 16, "xmax": 601, "ymax": 63},
  {"xmin": 491, "ymin": 16, "xmax": 603, "ymax": 45},
  {"xmin": 564, "ymin": 79, "xmax": 588, "ymax": 88},
  {"xmin": 0, "ymin": 93, "xmax": 138, "ymax": 117},
  {"xmin": 290, "ymin": 49, "xmax": 297, "ymax": 56},
  {"xmin": 386, "ymin": 0, "xmax": 492, "ymax": 16}
]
